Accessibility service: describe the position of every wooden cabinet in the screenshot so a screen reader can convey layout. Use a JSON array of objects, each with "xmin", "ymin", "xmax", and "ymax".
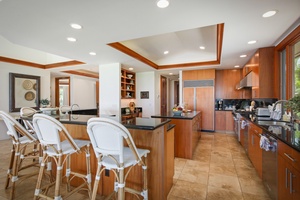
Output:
[
  {"xmin": 214, "ymin": 111, "xmax": 234, "ymax": 133},
  {"xmin": 121, "ymin": 69, "xmax": 135, "ymax": 99},
  {"xmin": 278, "ymin": 140, "xmax": 300, "ymax": 199},
  {"xmin": 182, "ymin": 69, "xmax": 215, "ymax": 131},
  {"xmin": 248, "ymin": 123, "xmax": 263, "ymax": 178},
  {"xmin": 243, "ymin": 47, "xmax": 275, "ymax": 98},
  {"xmin": 216, "ymin": 69, "xmax": 244, "ymax": 99}
]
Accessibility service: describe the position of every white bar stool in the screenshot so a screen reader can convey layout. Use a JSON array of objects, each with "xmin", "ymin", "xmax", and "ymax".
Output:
[
  {"xmin": 87, "ymin": 117, "xmax": 150, "ymax": 200},
  {"xmin": 32, "ymin": 113, "xmax": 92, "ymax": 200}
]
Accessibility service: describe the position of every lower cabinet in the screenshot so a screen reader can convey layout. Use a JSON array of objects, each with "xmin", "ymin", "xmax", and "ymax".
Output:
[
  {"xmin": 248, "ymin": 123, "xmax": 263, "ymax": 179},
  {"xmin": 215, "ymin": 111, "xmax": 234, "ymax": 133},
  {"xmin": 278, "ymin": 140, "xmax": 300, "ymax": 200}
]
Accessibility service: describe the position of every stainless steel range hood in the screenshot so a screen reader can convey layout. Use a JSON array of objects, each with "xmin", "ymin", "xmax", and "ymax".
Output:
[{"xmin": 236, "ymin": 71, "xmax": 257, "ymax": 90}]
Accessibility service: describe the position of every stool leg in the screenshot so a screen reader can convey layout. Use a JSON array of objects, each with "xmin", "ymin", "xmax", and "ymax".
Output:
[
  {"xmin": 142, "ymin": 156, "xmax": 148, "ymax": 200},
  {"xmin": 91, "ymin": 157, "xmax": 102, "ymax": 200},
  {"xmin": 118, "ymin": 165, "xmax": 125, "ymax": 200},
  {"xmin": 54, "ymin": 154, "xmax": 63, "ymax": 199},
  {"xmin": 33, "ymin": 151, "xmax": 47, "ymax": 200},
  {"xmin": 66, "ymin": 155, "xmax": 71, "ymax": 192},
  {"xmin": 9, "ymin": 143, "xmax": 21, "ymax": 200},
  {"xmin": 85, "ymin": 145, "xmax": 92, "ymax": 198},
  {"xmin": 5, "ymin": 146, "xmax": 15, "ymax": 189}
]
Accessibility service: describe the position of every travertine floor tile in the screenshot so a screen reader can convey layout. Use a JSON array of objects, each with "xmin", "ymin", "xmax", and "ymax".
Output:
[
  {"xmin": 239, "ymin": 177, "xmax": 269, "ymax": 197},
  {"xmin": 169, "ymin": 180, "xmax": 207, "ymax": 200},
  {"xmin": 209, "ymin": 162, "xmax": 237, "ymax": 177},
  {"xmin": 207, "ymin": 186, "xmax": 244, "ymax": 200},
  {"xmin": 208, "ymin": 173, "xmax": 241, "ymax": 192}
]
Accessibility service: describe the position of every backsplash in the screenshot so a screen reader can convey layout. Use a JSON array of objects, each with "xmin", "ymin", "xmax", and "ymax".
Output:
[{"xmin": 215, "ymin": 98, "xmax": 277, "ymax": 111}]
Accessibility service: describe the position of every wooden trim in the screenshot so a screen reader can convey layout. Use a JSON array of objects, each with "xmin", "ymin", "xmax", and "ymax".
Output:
[
  {"xmin": 44, "ymin": 60, "xmax": 85, "ymax": 69},
  {"xmin": 108, "ymin": 23, "xmax": 224, "ymax": 70},
  {"xmin": 275, "ymin": 25, "xmax": 300, "ymax": 51},
  {"xmin": 108, "ymin": 42, "xmax": 159, "ymax": 69},
  {"xmin": 0, "ymin": 56, "xmax": 45, "ymax": 69},
  {"xmin": 62, "ymin": 70, "xmax": 99, "ymax": 79}
]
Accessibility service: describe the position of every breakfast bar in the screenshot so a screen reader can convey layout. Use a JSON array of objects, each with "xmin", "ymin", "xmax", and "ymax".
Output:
[
  {"xmin": 48, "ymin": 114, "xmax": 174, "ymax": 200},
  {"xmin": 152, "ymin": 111, "xmax": 201, "ymax": 159}
]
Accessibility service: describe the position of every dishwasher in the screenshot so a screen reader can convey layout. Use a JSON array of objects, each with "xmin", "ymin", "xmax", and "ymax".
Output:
[{"xmin": 261, "ymin": 132, "xmax": 278, "ymax": 200}]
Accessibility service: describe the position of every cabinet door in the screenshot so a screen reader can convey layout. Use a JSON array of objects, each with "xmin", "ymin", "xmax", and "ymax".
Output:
[
  {"xmin": 293, "ymin": 167, "xmax": 300, "ymax": 200},
  {"xmin": 196, "ymin": 87, "xmax": 214, "ymax": 131},
  {"xmin": 253, "ymin": 132, "xmax": 262, "ymax": 178},
  {"xmin": 225, "ymin": 111, "xmax": 234, "ymax": 132},
  {"xmin": 278, "ymin": 155, "xmax": 294, "ymax": 199},
  {"xmin": 215, "ymin": 111, "xmax": 226, "ymax": 131}
]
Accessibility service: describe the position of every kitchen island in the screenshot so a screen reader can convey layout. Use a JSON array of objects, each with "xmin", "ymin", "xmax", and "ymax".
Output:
[
  {"xmin": 26, "ymin": 114, "xmax": 174, "ymax": 200},
  {"xmin": 152, "ymin": 111, "xmax": 201, "ymax": 159}
]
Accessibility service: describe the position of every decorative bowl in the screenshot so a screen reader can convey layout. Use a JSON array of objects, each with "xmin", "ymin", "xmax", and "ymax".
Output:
[
  {"xmin": 173, "ymin": 110, "xmax": 183, "ymax": 116},
  {"xmin": 127, "ymin": 74, "xmax": 133, "ymax": 79}
]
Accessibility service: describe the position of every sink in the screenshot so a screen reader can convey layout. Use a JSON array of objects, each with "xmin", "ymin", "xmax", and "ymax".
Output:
[{"xmin": 257, "ymin": 121, "xmax": 288, "ymax": 126}]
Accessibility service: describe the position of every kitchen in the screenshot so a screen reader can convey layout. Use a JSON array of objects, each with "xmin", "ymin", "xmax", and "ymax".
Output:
[{"xmin": 0, "ymin": 1, "xmax": 300, "ymax": 200}]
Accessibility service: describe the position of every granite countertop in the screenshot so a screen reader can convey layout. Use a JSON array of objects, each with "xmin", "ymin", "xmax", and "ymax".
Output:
[
  {"xmin": 23, "ymin": 114, "xmax": 170, "ymax": 130},
  {"xmin": 151, "ymin": 111, "xmax": 201, "ymax": 120},
  {"xmin": 241, "ymin": 113, "xmax": 300, "ymax": 152}
]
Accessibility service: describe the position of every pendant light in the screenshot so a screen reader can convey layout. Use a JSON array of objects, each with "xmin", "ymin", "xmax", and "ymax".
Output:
[{"xmin": 157, "ymin": 0, "xmax": 169, "ymax": 8}]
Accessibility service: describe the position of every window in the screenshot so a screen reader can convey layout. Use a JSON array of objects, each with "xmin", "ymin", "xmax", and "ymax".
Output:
[{"xmin": 293, "ymin": 41, "xmax": 300, "ymax": 95}]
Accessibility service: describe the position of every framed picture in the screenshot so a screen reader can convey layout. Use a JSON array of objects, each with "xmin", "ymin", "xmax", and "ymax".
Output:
[
  {"xmin": 9, "ymin": 73, "xmax": 41, "ymax": 112},
  {"xmin": 140, "ymin": 91, "xmax": 149, "ymax": 99}
]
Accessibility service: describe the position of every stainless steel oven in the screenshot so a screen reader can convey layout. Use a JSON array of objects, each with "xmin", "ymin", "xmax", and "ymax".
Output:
[{"xmin": 233, "ymin": 112, "xmax": 242, "ymax": 141}]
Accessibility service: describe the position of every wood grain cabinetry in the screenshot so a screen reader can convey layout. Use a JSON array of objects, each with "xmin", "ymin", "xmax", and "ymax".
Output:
[
  {"xmin": 248, "ymin": 123, "xmax": 263, "ymax": 179},
  {"xmin": 216, "ymin": 69, "xmax": 244, "ymax": 99},
  {"xmin": 183, "ymin": 69, "xmax": 215, "ymax": 131},
  {"xmin": 121, "ymin": 69, "xmax": 135, "ymax": 99},
  {"xmin": 215, "ymin": 111, "xmax": 234, "ymax": 132},
  {"xmin": 278, "ymin": 140, "xmax": 300, "ymax": 199},
  {"xmin": 243, "ymin": 47, "xmax": 275, "ymax": 98}
]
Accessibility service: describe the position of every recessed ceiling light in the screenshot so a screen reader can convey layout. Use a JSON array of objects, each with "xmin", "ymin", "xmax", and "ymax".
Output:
[
  {"xmin": 262, "ymin": 10, "xmax": 277, "ymax": 18},
  {"xmin": 169, "ymin": 73, "xmax": 173, "ymax": 75},
  {"xmin": 164, "ymin": 51, "xmax": 169, "ymax": 55},
  {"xmin": 157, "ymin": 0, "xmax": 169, "ymax": 8},
  {"xmin": 129, "ymin": 68, "xmax": 134, "ymax": 71},
  {"xmin": 199, "ymin": 46, "xmax": 205, "ymax": 50},
  {"xmin": 89, "ymin": 52, "xmax": 96, "ymax": 56},
  {"xmin": 240, "ymin": 54, "xmax": 247, "ymax": 58},
  {"xmin": 67, "ymin": 37, "xmax": 77, "ymax": 42},
  {"xmin": 234, "ymin": 65, "xmax": 240, "ymax": 68},
  {"xmin": 70, "ymin": 23, "xmax": 82, "ymax": 29},
  {"xmin": 248, "ymin": 40, "xmax": 257, "ymax": 44}
]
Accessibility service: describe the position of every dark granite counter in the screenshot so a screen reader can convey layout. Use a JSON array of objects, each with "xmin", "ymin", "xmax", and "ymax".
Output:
[
  {"xmin": 241, "ymin": 113, "xmax": 300, "ymax": 152},
  {"xmin": 151, "ymin": 111, "xmax": 201, "ymax": 120},
  {"xmin": 24, "ymin": 114, "xmax": 170, "ymax": 131}
]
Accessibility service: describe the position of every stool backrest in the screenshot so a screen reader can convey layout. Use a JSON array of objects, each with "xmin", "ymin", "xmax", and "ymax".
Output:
[
  {"xmin": 0, "ymin": 110, "xmax": 36, "ymax": 143},
  {"xmin": 33, "ymin": 113, "xmax": 80, "ymax": 152},
  {"xmin": 20, "ymin": 107, "xmax": 37, "ymax": 133},
  {"xmin": 87, "ymin": 117, "xmax": 141, "ymax": 163}
]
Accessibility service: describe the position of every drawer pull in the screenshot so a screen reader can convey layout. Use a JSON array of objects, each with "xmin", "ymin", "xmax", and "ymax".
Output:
[
  {"xmin": 285, "ymin": 168, "xmax": 288, "ymax": 188},
  {"xmin": 284, "ymin": 153, "xmax": 296, "ymax": 162}
]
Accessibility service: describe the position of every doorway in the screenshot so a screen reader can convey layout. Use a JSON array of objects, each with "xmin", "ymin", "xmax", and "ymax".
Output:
[
  {"xmin": 160, "ymin": 76, "xmax": 167, "ymax": 115},
  {"xmin": 55, "ymin": 77, "xmax": 70, "ymax": 107}
]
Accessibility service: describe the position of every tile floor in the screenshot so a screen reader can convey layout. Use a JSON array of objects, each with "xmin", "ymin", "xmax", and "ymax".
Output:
[{"xmin": 0, "ymin": 132, "xmax": 271, "ymax": 200}]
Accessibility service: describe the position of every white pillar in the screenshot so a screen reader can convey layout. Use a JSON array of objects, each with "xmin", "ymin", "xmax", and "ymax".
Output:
[{"xmin": 99, "ymin": 63, "xmax": 121, "ymax": 121}]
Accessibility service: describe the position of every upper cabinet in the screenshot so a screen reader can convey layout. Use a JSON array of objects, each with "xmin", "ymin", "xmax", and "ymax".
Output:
[
  {"xmin": 121, "ymin": 69, "xmax": 135, "ymax": 99},
  {"xmin": 243, "ymin": 47, "xmax": 275, "ymax": 98},
  {"xmin": 215, "ymin": 69, "xmax": 251, "ymax": 99}
]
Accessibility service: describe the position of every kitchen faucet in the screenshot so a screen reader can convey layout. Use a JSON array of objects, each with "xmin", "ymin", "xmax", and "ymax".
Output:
[
  {"xmin": 271, "ymin": 100, "xmax": 292, "ymax": 122},
  {"xmin": 70, "ymin": 104, "xmax": 80, "ymax": 114}
]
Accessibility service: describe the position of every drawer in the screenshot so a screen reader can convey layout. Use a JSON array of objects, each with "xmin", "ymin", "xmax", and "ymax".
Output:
[
  {"xmin": 249, "ymin": 123, "xmax": 262, "ymax": 135},
  {"xmin": 278, "ymin": 140, "xmax": 297, "ymax": 167},
  {"xmin": 292, "ymin": 148, "xmax": 300, "ymax": 172}
]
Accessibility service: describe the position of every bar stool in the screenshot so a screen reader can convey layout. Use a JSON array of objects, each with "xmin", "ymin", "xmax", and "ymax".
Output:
[
  {"xmin": 32, "ymin": 113, "xmax": 92, "ymax": 200},
  {"xmin": 87, "ymin": 117, "xmax": 150, "ymax": 200},
  {"xmin": 0, "ymin": 110, "xmax": 41, "ymax": 200}
]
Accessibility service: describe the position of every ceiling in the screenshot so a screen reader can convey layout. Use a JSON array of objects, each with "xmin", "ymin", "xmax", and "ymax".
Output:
[{"xmin": 0, "ymin": 0, "xmax": 299, "ymax": 79}]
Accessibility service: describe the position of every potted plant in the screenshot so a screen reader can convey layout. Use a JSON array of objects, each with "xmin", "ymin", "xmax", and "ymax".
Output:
[
  {"xmin": 40, "ymin": 98, "xmax": 50, "ymax": 108},
  {"xmin": 285, "ymin": 94, "xmax": 300, "ymax": 121}
]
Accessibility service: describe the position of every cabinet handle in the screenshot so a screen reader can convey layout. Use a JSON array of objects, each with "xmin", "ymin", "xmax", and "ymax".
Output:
[
  {"xmin": 254, "ymin": 130, "xmax": 258, "ymax": 134},
  {"xmin": 284, "ymin": 153, "xmax": 296, "ymax": 162},
  {"xmin": 290, "ymin": 172, "xmax": 294, "ymax": 194},
  {"xmin": 286, "ymin": 168, "xmax": 289, "ymax": 189}
]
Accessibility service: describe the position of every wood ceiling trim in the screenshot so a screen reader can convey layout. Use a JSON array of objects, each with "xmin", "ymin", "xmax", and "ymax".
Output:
[
  {"xmin": 108, "ymin": 23, "xmax": 224, "ymax": 70},
  {"xmin": 62, "ymin": 70, "xmax": 99, "ymax": 79},
  {"xmin": 44, "ymin": 60, "xmax": 85, "ymax": 69},
  {"xmin": 0, "ymin": 56, "xmax": 45, "ymax": 69}
]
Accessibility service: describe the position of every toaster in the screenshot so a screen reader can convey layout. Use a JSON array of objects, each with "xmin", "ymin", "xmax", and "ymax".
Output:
[{"xmin": 255, "ymin": 107, "xmax": 271, "ymax": 116}]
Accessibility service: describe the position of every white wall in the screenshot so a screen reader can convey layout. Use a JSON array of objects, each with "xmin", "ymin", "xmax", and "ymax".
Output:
[
  {"xmin": 135, "ymin": 71, "xmax": 156, "ymax": 117},
  {"xmin": 0, "ymin": 62, "xmax": 50, "ymax": 140},
  {"xmin": 71, "ymin": 76, "xmax": 97, "ymax": 109},
  {"xmin": 99, "ymin": 63, "xmax": 121, "ymax": 120}
]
